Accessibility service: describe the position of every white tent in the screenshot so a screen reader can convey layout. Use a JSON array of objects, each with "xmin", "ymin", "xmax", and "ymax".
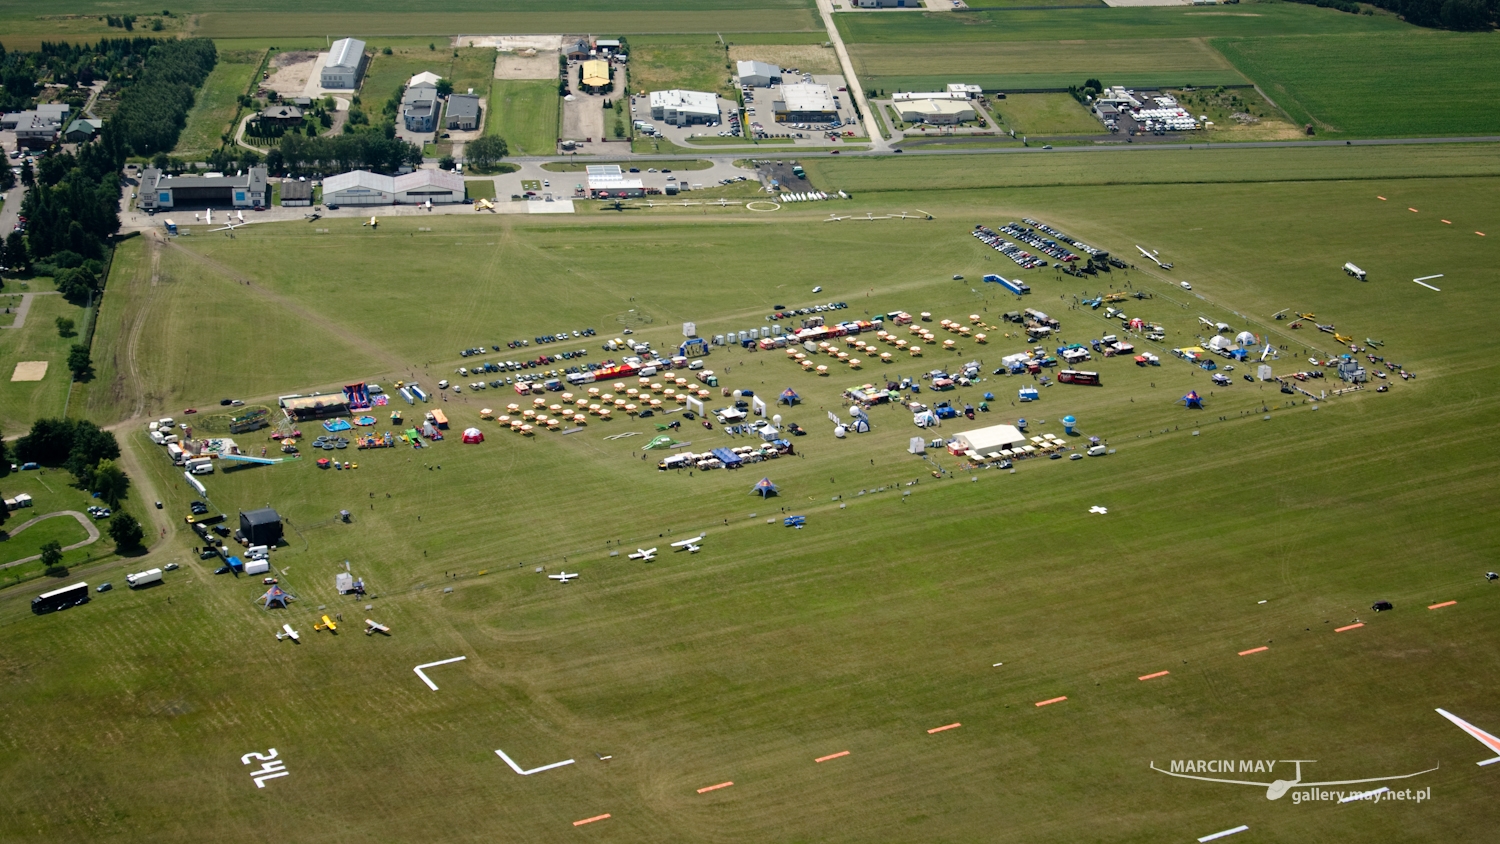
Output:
[
  {"xmin": 1235, "ymin": 331, "xmax": 1257, "ymax": 347},
  {"xmin": 953, "ymin": 424, "xmax": 1026, "ymax": 453},
  {"xmin": 1206, "ymin": 335, "xmax": 1235, "ymax": 351}
]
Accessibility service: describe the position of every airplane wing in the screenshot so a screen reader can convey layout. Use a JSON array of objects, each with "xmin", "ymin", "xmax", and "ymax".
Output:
[
  {"xmin": 670, "ymin": 536, "xmax": 704, "ymax": 548},
  {"xmin": 1148, "ymin": 763, "xmax": 1269, "ymax": 787},
  {"xmin": 1298, "ymin": 766, "xmax": 1440, "ymax": 788},
  {"xmin": 1437, "ymin": 709, "xmax": 1500, "ymax": 764}
]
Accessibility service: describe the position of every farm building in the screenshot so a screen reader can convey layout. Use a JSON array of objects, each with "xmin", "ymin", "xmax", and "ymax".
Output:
[
  {"xmin": 649, "ymin": 90, "xmax": 719, "ymax": 127},
  {"xmin": 321, "ymin": 170, "xmax": 396, "ymax": 206},
  {"xmin": 774, "ymin": 83, "xmax": 837, "ymax": 122},
  {"xmin": 953, "ymin": 424, "xmax": 1027, "ymax": 454},
  {"xmin": 564, "ymin": 39, "xmax": 592, "ymax": 60},
  {"xmin": 395, "ymin": 169, "xmax": 465, "ymax": 204},
  {"xmin": 239, "ymin": 508, "xmax": 284, "ymax": 547},
  {"xmin": 402, "ymin": 75, "xmax": 440, "ymax": 132},
  {"xmin": 580, "ymin": 59, "xmax": 611, "ymax": 93},
  {"xmin": 445, "ymin": 93, "xmax": 481, "ymax": 130},
  {"xmin": 595, "ymin": 38, "xmax": 623, "ymax": 54},
  {"xmin": 585, "ymin": 164, "xmax": 644, "ymax": 198},
  {"xmin": 279, "ymin": 178, "xmax": 312, "ymax": 206},
  {"xmin": 320, "ymin": 37, "xmax": 367, "ymax": 90},
  {"xmin": 736, "ymin": 60, "xmax": 780, "ymax": 88},
  {"xmin": 138, "ymin": 166, "xmax": 268, "ymax": 211},
  {"xmin": 896, "ymin": 99, "xmax": 976, "ymax": 124},
  {"xmin": 63, "ymin": 117, "xmax": 102, "ymax": 142}
]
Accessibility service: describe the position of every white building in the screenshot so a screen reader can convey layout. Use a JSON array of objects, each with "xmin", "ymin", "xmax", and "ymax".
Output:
[
  {"xmin": 948, "ymin": 83, "xmax": 983, "ymax": 98},
  {"xmin": 736, "ymin": 60, "xmax": 780, "ymax": 88},
  {"xmin": 892, "ymin": 91, "xmax": 970, "ymax": 102},
  {"xmin": 953, "ymin": 424, "xmax": 1027, "ymax": 454},
  {"xmin": 649, "ymin": 90, "xmax": 719, "ymax": 127},
  {"xmin": 585, "ymin": 165, "xmax": 644, "ymax": 198},
  {"xmin": 896, "ymin": 99, "xmax": 976, "ymax": 125},
  {"xmin": 322, "ymin": 170, "xmax": 394, "ymax": 206},
  {"xmin": 775, "ymin": 83, "xmax": 837, "ymax": 122},
  {"xmin": 320, "ymin": 37, "xmax": 367, "ymax": 89},
  {"xmin": 394, "ymin": 169, "xmax": 465, "ymax": 204}
]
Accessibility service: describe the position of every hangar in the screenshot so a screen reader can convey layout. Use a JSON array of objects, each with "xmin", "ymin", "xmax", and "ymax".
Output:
[
  {"xmin": 395, "ymin": 169, "xmax": 465, "ymax": 204},
  {"xmin": 649, "ymin": 90, "xmax": 719, "ymax": 127},
  {"xmin": 322, "ymin": 170, "xmax": 396, "ymax": 206},
  {"xmin": 736, "ymin": 60, "xmax": 780, "ymax": 88},
  {"xmin": 774, "ymin": 83, "xmax": 837, "ymax": 123},
  {"xmin": 138, "ymin": 167, "xmax": 269, "ymax": 211},
  {"xmin": 896, "ymin": 99, "xmax": 976, "ymax": 125},
  {"xmin": 320, "ymin": 38, "xmax": 367, "ymax": 90}
]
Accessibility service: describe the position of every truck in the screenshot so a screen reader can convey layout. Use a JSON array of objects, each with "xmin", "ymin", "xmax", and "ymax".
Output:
[
  {"xmin": 984, "ymin": 274, "xmax": 1030, "ymax": 295},
  {"xmin": 1057, "ymin": 369, "xmax": 1101, "ymax": 386},
  {"xmin": 792, "ymin": 164, "xmax": 805, "ymax": 179},
  {"xmin": 32, "ymin": 581, "xmax": 89, "ymax": 614},
  {"xmin": 1343, "ymin": 262, "xmax": 1367, "ymax": 281},
  {"xmin": 126, "ymin": 568, "xmax": 163, "ymax": 588}
]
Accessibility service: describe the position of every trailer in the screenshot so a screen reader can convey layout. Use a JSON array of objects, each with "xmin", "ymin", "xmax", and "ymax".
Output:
[
  {"xmin": 126, "ymin": 568, "xmax": 163, "ymax": 588},
  {"xmin": 1057, "ymin": 369, "xmax": 1101, "ymax": 386},
  {"xmin": 1343, "ymin": 262, "xmax": 1367, "ymax": 281}
]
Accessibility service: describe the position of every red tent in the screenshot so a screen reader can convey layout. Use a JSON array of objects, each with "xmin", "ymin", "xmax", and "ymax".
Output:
[{"xmin": 462, "ymin": 427, "xmax": 484, "ymax": 444}]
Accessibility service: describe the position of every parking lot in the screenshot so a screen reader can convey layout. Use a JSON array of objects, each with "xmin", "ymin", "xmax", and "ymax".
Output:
[{"xmin": 742, "ymin": 73, "xmax": 865, "ymax": 146}]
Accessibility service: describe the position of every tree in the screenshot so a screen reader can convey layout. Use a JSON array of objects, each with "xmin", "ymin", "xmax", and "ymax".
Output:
[
  {"xmin": 91, "ymin": 458, "xmax": 129, "ymax": 506},
  {"xmin": 108, "ymin": 513, "xmax": 145, "ymax": 552},
  {"xmin": 40, "ymin": 540, "xmax": 64, "ymax": 572},
  {"xmin": 0, "ymin": 495, "xmax": 7, "ymax": 529},
  {"xmin": 436, "ymin": 79, "xmax": 453, "ymax": 98},
  {"xmin": 55, "ymin": 316, "xmax": 75, "ymax": 337},
  {"xmin": 19, "ymin": 159, "xmax": 33, "ymax": 188},
  {"xmin": 67, "ymin": 343, "xmax": 93, "ymax": 380},
  {"xmin": 613, "ymin": 118, "xmax": 625, "ymax": 138},
  {"xmin": 438, "ymin": 155, "xmax": 456, "ymax": 171},
  {"xmin": 3, "ymin": 231, "xmax": 27, "ymax": 273},
  {"xmin": 465, "ymin": 135, "xmax": 508, "ymax": 169},
  {"xmin": 64, "ymin": 420, "xmax": 119, "ymax": 478}
]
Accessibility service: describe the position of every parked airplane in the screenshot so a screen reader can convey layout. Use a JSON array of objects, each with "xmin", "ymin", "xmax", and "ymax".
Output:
[
  {"xmin": 628, "ymin": 547, "xmax": 658, "ymax": 561},
  {"xmin": 671, "ymin": 536, "xmax": 704, "ymax": 553},
  {"xmin": 314, "ymin": 614, "xmax": 338, "ymax": 633},
  {"xmin": 277, "ymin": 623, "xmax": 300, "ymax": 642},
  {"xmin": 304, "ymin": 212, "xmax": 322, "ymax": 222},
  {"xmin": 364, "ymin": 216, "xmax": 378, "ymax": 229},
  {"xmin": 236, "ymin": 209, "xmax": 245, "ymax": 223},
  {"xmin": 474, "ymin": 198, "xmax": 495, "ymax": 212},
  {"xmin": 548, "ymin": 572, "xmax": 579, "ymax": 583},
  {"xmin": 1135, "ymin": 245, "xmax": 1172, "ymax": 270},
  {"xmin": 364, "ymin": 618, "xmax": 391, "ymax": 635},
  {"xmin": 208, "ymin": 220, "xmax": 257, "ymax": 233}
]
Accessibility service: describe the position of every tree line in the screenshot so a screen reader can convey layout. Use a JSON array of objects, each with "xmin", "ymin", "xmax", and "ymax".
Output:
[
  {"xmin": 265, "ymin": 133, "xmax": 423, "ymax": 176},
  {"xmin": 109, "ymin": 38, "xmax": 217, "ymax": 155}
]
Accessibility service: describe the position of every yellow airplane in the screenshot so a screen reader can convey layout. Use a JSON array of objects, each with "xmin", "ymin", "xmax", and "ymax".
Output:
[
  {"xmin": 474, "ymin": 198, "xmax": 495, "ymax": 212},
  {"xmin": 363, "ymin": 216, "xmax": 378, "ymax": 229},
  {"xmin": 1334, "ymin": 332, "xmax": 1353, "ymax": 344},
  {"xmin": 314, "ymin": 614, "xmax": 338, "ymax": 633}
]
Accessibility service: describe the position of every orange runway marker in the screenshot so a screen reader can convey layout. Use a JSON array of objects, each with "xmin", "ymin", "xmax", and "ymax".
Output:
[
  {"xmin": 1409, "ymin": 207, "xmax": 1420, "ymax": 212},
  {"xmin": 927, "ymin": 722, "xmax": 962, "ymax": 734},
  {"xmin": 1238, "ymin": 646, "xmax": 1269, "ymax": 656},
  {"xmin": 1138, "ymin": 670, "xmax": 1171, "ymax": 681},
  {"xmin": 815, "ymin": 751, "xmax": 850, "ymax": 763},
  {"xmin": 1478, "ymin": 232, "xmax": 1487, "ymax": 237},
  {"xmin": 1442, "ymin": 219, "xmax": 1452, "ymax": 224},
  {"xmin": 1335, "ymin": 623, "xmax": 1364, "ymax": 633},
  {"xmin": 1035, "ymin": 696, "xmax": 1067, "ymax": 707},
  {"xmin": 1429, "ymin": 600, "xmax": 1457, "ymax": 610},
  {"xmin": 697, "ymin": 781, "xmax": 734, "ymax": 794},
  {"xmin": 1377, "ymin": 196, "xmax": 1387, "ymax": 200},
  {"xmin": 573, "ymin": 814, "xmax": 611, "ymax": 827}
]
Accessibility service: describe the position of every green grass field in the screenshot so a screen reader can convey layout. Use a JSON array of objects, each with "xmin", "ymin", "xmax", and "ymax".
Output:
[
  {"xmin": 628, "ymin": 42, "xmax": 738, "ymax": 99},
  {"xmin": 1214, "ymin": 32, "xmax": 1500, "ymax": 137},
  {"xmin": 990, "ymin": 93, "xmax": 1102, "ymax": 136},
  {"xmin": 6, "ymin": 139, "xmax": 1500, "ymax": 840},
  {"xmin": 486, "ymin": 80, "xmax": 560, "ymax": 156},
  {"xmin": 173, "ymin": 50, "xmax": 263, "ymax": 159},
  {"xmin": 360, "ymin": 47, "xmax": 496, "ymax": 119},
  {"xmin": 0, "ymin": 280, "xmax": 89, "ymax": 438},
  {"xmin": 853, "ymin": 39, "xmax": 1248, "ymax": 95}
]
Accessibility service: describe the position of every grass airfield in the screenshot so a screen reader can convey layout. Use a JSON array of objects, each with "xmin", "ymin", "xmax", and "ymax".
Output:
[{"xmin": 4, "ymin": 151, "xmax": 1500, "ymax": 841}]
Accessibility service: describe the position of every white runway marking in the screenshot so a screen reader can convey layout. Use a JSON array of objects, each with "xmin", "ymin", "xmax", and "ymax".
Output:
[
  {"xmin": 413, "ymin": 656, "xmax": 467, "ymax": 691},
  {"xmin": 495, "ymin": 748, "xmax": 576, "ymax": 775}
]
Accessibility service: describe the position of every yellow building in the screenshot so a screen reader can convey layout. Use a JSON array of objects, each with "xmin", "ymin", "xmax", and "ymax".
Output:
[{"xmin": 581, "ymin": 59, "xmax": 610, "ymax": 91}]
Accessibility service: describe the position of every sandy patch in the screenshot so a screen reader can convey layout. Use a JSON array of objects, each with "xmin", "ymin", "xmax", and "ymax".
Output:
[
  {"xmin": 728, "ymin": 44, "xmax": 842, "ymax": 76},
  {"xmin": 458, "ymin": 35, "xmax": 564, "ymax": 51},
  {"xmin": 495, "ymin": 50, "xmax": 559, "ymax": 80},
  {"xmin": 264, "ymin": 51, "xmax": 319, "ymax": 97},
  {"xmin": 11, "ymin": 361, "xmax": 48, "ymax": 382}
]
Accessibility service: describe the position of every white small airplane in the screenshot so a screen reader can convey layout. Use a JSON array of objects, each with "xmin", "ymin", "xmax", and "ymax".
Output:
[
  {"xmin": 277, "ymin": 623, "xmax": 300, "ymax": 642},
  {"xmin": 1135, "ymin": 245, "xmax": 1172, "ymax": 270},
  {"xmin": 206, "ymin": 208, "xmax": 213, "ymax": 225},
  {"xmin": 628, "ymin": 547, "xmax": 658, "ymax": 561},
  {"xmin": 364, "ymin": 618, "xmax": 391, "ymax": 636},
  {"xmin": 1437, "ymin": 709, "xmax": 1500, "ymax": 765},
  {"xmin": 424, "ymin": 199, "xmax": 433, "ymax": 211},
  {"xmin": 236, "ymin": 209, "xmax": 245, "ymax": 223},
  {"xmin": 364, "ymin": 216, "xmax": 378, "ymax": 229},
  {"xmin": 549, "ymin": 572, "xmax": 579, "ymax": 583},
  {"xmin": 209, "ymin": 219, "xmax": 257, "ymax": 233},
  {"xmin": 671, "ymin": 536, "xmax": 704, "ymax": 553},
  {"xmin": 825, "ymin": 214, "xmax": 851, "ymax": 222}
]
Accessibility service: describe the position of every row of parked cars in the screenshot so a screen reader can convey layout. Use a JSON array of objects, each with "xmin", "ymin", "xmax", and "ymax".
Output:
[
  {"xmin": 973, "ymin": 227, "xmax": 1048, "ymax": 270},
  {"xmin": 1000, "ymin": 222, "xmax": 1080, "ymax": 264},
  {"xmin": 766, "ymin": 301, "xmax": 849, "ymax": 321}
]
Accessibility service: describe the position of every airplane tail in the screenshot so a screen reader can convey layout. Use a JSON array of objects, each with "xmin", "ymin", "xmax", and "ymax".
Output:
[{"xmin": 1436, "ymin": 709, "xmax": 1500, "ymax": 764}]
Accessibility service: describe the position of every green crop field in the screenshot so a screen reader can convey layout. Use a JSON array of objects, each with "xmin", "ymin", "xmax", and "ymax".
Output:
[
  {"xmin": 6, "ymin": 138, "xmax": 1500, "ymax": 840},
  {"xmin": 487, "ymin": 80, "xmax": 561, "ymax": 156},
  {"xmin": 853, "ymin": 39, "xmax": 1247, "ymax": 94},
  {"xmin": 1214, "ymin": 32, "xmax": 1500, "ymax": 137},
  {"xmin": 173, "ymin": 50, "xmax": 263, "ymax": 159}
]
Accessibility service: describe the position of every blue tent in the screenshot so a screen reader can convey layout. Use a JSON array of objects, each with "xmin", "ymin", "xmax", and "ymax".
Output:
[
  {"xmin": 780, "ymin": 388, "xmax": 800, "ymax": 406},
  {"xmin": 1181, "ymin": 390, "xmax": 1203, "ymax": 409},
  {"xmin": 751, "ymin": 477, "xmax": 780, "ymax": 497}
]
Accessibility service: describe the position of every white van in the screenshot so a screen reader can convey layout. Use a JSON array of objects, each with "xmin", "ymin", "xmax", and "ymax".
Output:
[
  {"xmin": 162, "ymin": 434, "xmax": 180, "ymax": 445},
  {"xmin": 688, "ymin": 359, "xmax": 705, "ymax": 370},
  {"xmin": 246, "ymin": 545, "xmax": 269, "ymax": 560},
  {"xmin": 188, "ymin": 459, "xmax": 214, "ymax": 475},
  {"xmin": 1087, "ymin": 445, "xmax": 1108, "ymax": 457},
  {"xmin": 150, "ymin": 430, "xmax": 166, "ymax": 445}
]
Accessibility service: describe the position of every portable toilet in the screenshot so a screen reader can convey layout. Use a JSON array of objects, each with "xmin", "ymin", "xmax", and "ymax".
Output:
[
  {"xmin": 713, "ymin": 334, "xmax": 725, "ymax": 346},
  {"xmin": 770, "ymin": 324, "xmax": 782, "ymax": 337},
  {"xmin": 1062, "ymin": 415, "xmax": 1077, "ymax": 435}
]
